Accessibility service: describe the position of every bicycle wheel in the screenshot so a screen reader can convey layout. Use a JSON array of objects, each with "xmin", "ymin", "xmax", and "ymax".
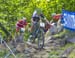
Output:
[{"xmin": 38, "ymin": 28, "xmax": 44, "ymax": 49}]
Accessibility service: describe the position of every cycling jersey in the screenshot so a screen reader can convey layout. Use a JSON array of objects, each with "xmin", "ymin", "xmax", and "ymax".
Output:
[{"xmin": 16, "ymin": 19, "xmax": 27, "ymax": 32}]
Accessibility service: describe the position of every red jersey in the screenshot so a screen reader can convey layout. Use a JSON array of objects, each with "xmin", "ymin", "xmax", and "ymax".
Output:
[{"xmin": 16, "ymin": 20, "xmax": 27, "ymax": 28}]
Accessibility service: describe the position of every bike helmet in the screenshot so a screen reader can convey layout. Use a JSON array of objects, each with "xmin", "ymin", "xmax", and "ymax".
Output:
[{"xmin": 32, "ymin": 15, "xmax": 40, "ymax": 22}]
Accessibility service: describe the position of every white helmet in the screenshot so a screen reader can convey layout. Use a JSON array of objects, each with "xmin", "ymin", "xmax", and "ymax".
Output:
[{"xmin": 32, "ymin": 10, "xmax": 37, "ymax": 17}]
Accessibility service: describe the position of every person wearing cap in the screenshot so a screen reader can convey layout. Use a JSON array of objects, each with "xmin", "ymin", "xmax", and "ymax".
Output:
[
  {"xmin": 52, "ymin": 13, "xmax": 63, "ymax": 33},
  {"xmin": 49, "ymin": 13, "xmax": 63, "ymax": 35},
  {"xmin": 16, "ymin": 17, "xmax": 28, "ymax": 33},
  {"xmin": 51, "ymin": 13, "xmax": 61, "ymax": 21}
]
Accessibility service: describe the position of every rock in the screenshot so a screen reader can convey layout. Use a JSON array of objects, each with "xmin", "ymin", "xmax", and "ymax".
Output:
[
  {"xmin": 44, "ymin": 46, "xmax": 50, "ymax": 50},
  {"xmin": 16, "ymin": 43, "xmax": 25, "ymax": 52},
  {"xmin": 29, "ymin": 48, "xmax": 36, "ymax": 53},
  {"xmin": 66, "ymin": 37, "xmax": 75, "ymax": 43},
  {"xmin": 33, "ymin": 55, "xmax": 41, "ymax": 58},
  {"xmin": 26, "ymin": 54, "xmax": 31, "ymax": 57},
  {"xmin": 24, "ymin": 48, "xmax": 32, "ymax": 54},
  {"xmin": 44, "ymin": 47, "xmax": 51, "ymax": 52},
  {"xmin": 25, "ymin": 47, "xmax": 36, "ymax": 54},
  {"xmin": 0, "ymin": 44, "xmax": 6, "ymax": 49},
  {"xmin": 61, "ymin": 55, "xmax": 67, "ymax": 58},
  {"xmin": 40, "ymin": 51, "xmax": 46, "ymax": 55},
  {"xmin": 60, "ymin": 47, "xmax": 74, "ymax": 58},
  {"xmin": 26, "ymin": 42, "xmax": 38, "ymax": 49},
  {"xmin": 41, "ymin": 53, "xmax": 49, "ymax": 58}
]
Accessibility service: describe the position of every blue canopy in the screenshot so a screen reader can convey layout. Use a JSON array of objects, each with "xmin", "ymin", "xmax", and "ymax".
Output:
[{"xmin": 61, "ymin": 10, "xmax": 75, "ymax": 31}]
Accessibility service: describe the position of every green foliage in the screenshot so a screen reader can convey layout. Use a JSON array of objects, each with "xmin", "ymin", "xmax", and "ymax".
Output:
[
  {"xmin": 69, "ymin": 49, "xmax": 75, "ymax": 58},
  {"xmin": 0, "ymin": 49, "xmax": 8, "ymax": 58},
  {"xmin": 0, "ymin": 0, "xmax": 75, "ymax": 38}
]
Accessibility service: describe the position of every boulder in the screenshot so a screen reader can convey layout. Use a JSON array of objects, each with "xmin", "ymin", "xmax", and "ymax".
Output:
[{"xmin": 66, "ymin": 37, "xmax": 75, "ymax": 43}]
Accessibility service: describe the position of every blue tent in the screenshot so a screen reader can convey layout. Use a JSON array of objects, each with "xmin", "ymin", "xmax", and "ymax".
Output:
[{"xmin": 61, "ymin": 10, "xmax": 75, "ymax": 31}]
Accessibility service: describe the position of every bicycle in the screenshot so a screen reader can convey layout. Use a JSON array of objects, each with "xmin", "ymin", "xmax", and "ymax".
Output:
[{"xmin": 28, "ymin": 22, "xmax": 45, "ymax": 50}]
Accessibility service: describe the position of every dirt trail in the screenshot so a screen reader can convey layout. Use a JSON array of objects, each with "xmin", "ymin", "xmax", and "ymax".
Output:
[
  {"xmin": 23, "ymin": 37, "xmax": 62, "ymax": 58},
  {"xmin": 0, "ymin": 36, "xmax": 57, "ymax": 58},
  {"xmin": 0, "ymin": 36, "xmax": 74, "ymax": 58}
]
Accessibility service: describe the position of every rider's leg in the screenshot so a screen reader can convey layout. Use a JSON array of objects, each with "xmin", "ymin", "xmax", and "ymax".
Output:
[
  {"xmin": 27, "ymin": 32, "xmax": 34, "ymax": 42},
  {"xmin": 27, "ymin": 23, "xmax": 35, "ymax": 42},
  {"xmin": 27, "ymin": 28, "xmax": 37, "ymax": 43}
]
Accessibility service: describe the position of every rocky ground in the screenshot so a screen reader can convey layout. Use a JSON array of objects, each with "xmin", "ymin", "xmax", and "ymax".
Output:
[{"xmin": 0, "ymin": 36, "xmax": 75, "ymax": 58}]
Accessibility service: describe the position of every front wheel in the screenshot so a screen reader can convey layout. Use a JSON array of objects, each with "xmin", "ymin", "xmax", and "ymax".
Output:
[{"xmin": 38, "ymin": 29, "xmax": 44, "ymax": 49}]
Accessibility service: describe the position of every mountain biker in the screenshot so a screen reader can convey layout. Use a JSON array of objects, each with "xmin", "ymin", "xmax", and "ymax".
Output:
[
  {"xmin": 27, "ymin": 10, "xmax": 46, "ymax": 43},
  {"xmin": 31, "ymin": 10, "xmax": 50, "ymax": 33},
  {"xmin": 30, "ymin": 10, "xmax": 44, "ymax": 32},
  {"xmin": 16, "ymin": 17, "xmax": 28, "ymax": 34}
]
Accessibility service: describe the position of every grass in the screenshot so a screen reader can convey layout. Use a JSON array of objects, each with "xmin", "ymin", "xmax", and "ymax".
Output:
[
  {"xmin": 69, "ymin": 49, "xmax": 75, "ymax": 58},
  {"xmin": 0, "ymin": 49, "xmax": 8, "ymax": 58},
  {"xmin": 48, "ymin": 50, "xmax": 60, "ymax": 58},
  {"xmin": 48, "ymin": 43, "xmax": 75, "ymax": 58},
  {"xmin": 53, "ymin": 29, "xmax": 66, "ymax": 38},
  {"xmin": 69, "ymin": 44, "xmax": 75, "ymax": 58},
  {"xmin": 7, "ymin": 53, "xmax": 27, "ymax": 58}
]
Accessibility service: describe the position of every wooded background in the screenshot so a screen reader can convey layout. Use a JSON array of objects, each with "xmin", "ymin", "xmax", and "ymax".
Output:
[{"xmin": 0, "ymin": 0, "xmax": 75, "ymax": 38}]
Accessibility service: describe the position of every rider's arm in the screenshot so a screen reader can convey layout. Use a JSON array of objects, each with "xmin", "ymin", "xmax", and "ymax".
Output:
[{"xmin": 44, "ymin": 17, "xmax": 50, "ymax": 24}]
